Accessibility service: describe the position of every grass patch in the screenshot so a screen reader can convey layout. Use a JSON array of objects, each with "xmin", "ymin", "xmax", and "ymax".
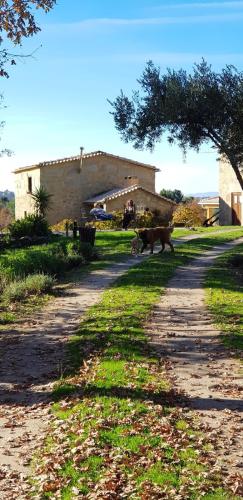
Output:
[
  {"xmin": 205, "ymin": 243, "xmax": 243, "ymax": 351},
  {"xmin": 31, "ymin": 229, "xmax": 243, "ymax": 499}
]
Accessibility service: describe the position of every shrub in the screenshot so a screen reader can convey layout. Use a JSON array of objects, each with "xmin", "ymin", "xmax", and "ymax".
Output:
[
  {"xmin": 173, "ymin": 201, "xmax": 205, "ymax": 227},
  {"xmin": 66, "ymin": 240, "xmax": 83, "ymax": 256},
  {"xmin": 92, "ymin": 211, "xmax": 123, "ymax": 230},
  {"xmin": 50, "ymin": 241, "xmax": 68, "ymax": 258},
  {"xmin": 91, "ymin": 209, "xmax": 173, "ymax": 230},
  {"xmin": 228, "ymin": 254, "xmax": 243, "ymax": 268},
  {"xmin": 65, "ymin": 254, "xmax": 85, "ymax": 269},
  {"xmin": 0, "ymin": 270, "xmax": 10, "ymax": 293},
  {"xmin": 9, "ymin": 214, "xmax": 50, "ymax": 239},
  {"xmin": 3, "ymin": 273, "xmax": 55, "ymax": 302},
  {"xmin": 51, "ymin": 219, "xmax": 73, "ymax": 232},
  {"xmin": 79, "ymin": 242, "xmax": 96, "ymax": 261}
]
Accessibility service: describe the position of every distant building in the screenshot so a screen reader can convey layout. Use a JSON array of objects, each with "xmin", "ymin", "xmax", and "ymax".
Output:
[
  {"xmin": 219, "ymin": 159, "xmax": 243, "ymax": 226},
  {"xmin": 14, "ymin": 150, "xmax": 176, "ymax": 224},
  {"xmin": 198, "ymin": 196, "xmax": 219, "ymax": 223}
]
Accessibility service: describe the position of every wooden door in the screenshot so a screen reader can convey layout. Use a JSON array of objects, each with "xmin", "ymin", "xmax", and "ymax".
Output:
[{"xmin": 231, "ymin": 192, "xmax": 242, "ymax": 225}]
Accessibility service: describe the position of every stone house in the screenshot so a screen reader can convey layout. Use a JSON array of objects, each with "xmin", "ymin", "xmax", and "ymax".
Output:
[
  {"xmin": 14, "ymin": 150, "xmax": 176, "ymax": 225},
  {"xmin": 219, "ymin": 159, "xmax": 243, "ymax": 226}
]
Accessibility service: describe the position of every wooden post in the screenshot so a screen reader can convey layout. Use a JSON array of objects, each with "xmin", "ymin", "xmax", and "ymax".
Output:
[{"xmin": 73, "ymin": 221, "xmax": 78, "ymax": 239}]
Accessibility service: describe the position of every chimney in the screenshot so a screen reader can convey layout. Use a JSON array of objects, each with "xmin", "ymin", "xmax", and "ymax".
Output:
[{"xmin": 80, "ymin": 146, "xmax": 84, "ymax": 171}]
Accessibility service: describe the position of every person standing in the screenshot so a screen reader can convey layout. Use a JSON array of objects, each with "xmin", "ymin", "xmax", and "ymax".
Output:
[{"xmin": 122, "ymin": 199, "xmax": 136, "ymax": 230}]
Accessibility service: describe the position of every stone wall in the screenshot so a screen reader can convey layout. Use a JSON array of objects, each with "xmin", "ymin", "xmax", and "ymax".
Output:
[
  {"xmin": 40, "ymin": 160, "xmax": 83, "ymax": 225},
  {"xmin": 15, "ymin": 167, "xmax": 40, "ymax": 220},
  {"xmin": 219, "ymin": 159, "xmax": 243, "ymax": 225},
  {"xmin": 15, "ymin": 155, "xmax": 157, "ymax": 225},
  {"xmin": 106, "ymin": 189, "xmax": 174, "ymax": 218}
]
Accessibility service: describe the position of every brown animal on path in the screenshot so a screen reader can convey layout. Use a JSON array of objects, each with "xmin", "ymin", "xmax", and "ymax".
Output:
[
  {"xmin": 136, "ymin": 226, "xmax": 174, "ymax": 254},
  {"xmin": 130, "ymin": 235, "xmax": 141, "ymax": 256}
]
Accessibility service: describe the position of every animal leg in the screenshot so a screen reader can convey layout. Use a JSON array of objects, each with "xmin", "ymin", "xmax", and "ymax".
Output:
[
  {"xmin": 150, "ymin": 243, "xmax": 154, "ymax": 254},
  {"xmin": 141, "ymin": 243, "xmax": 147, "ymax": 253},
  {"xmin": 158, "ymin": 242, "xmax": 165, "ymax": 254},
  {"xmin": 168, "ymin": 242, "xmax": 174, "ymax": 252}
]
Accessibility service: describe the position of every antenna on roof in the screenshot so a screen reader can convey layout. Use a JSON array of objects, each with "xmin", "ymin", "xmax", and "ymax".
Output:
[{"xmin": 80, "ymin": 146, "xmax": 84, "ymax": 171}]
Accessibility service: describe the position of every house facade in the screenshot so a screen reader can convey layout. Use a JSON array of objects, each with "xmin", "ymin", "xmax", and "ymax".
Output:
[
  {"xmin": 219, "ymin": 159, "xmax": 243, "ymax": 226},
  {"xmin": 14, "ymin": 150, "xmax": 175, "ymax": 224},
  {"xmin": 198, "ymin": 196, "xmax": 219, "ymax": 224}
]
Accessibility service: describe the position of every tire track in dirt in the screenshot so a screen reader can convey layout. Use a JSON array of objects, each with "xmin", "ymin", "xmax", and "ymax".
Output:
[
  {"xmin": 148, "ymin": 238, "xmax": 243, "ymax": 478},
  {"xmin": 0, "ymin": 256, "xmax": 147, "ymax": 499},
  {"xmin": 0, "ymin": 232, "xmax": 242, "ymax": 498}
]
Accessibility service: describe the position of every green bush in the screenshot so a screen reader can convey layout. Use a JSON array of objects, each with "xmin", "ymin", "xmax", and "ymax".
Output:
[
  {"xmin": 0, "ymin": 247, "xmax": 63, "ymax": 279},
  {"xmin": 65, "ymin": 254, "xmax": 85, "ymax": 268},
  {"xmin": 66, "ymin": 240, "xmax": 83, "ymax": 255},
  {"xmin": 50, "ymin": 240, "xmax": 68, "ymax": 257},
  {"xmin": 91, "ymin": 210, "xmax": 172, "ymax": 230},
  {"xmin": 3, "ymin": 273, "xmax": 55, "ymax": 302},
  {"xmin": 0, "ymin": 270, "xmax": 10, "ymax": 293},
  {"xmin": 9, "ymin": 214, "xmax": 50, "ymax": 239},
  {"xmin": 92, "ymin": 211, "xmax": 123, "ymax": 230},
  {"xmin": 66, "ymin": 240, "xmax": 98, "ymax": 262},
  {"xmin": 228, "ymin": 253, "xmax": 243, "ymax": 268},
  {"xmin": 79, "ymin": 242, "xmax": 97, "ymax": 261}
]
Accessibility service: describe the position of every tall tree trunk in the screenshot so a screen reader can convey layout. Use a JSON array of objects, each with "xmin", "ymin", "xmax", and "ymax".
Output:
[{"xmin": 228, "ymin": 157, "xmax": 243, "ymax": 191}]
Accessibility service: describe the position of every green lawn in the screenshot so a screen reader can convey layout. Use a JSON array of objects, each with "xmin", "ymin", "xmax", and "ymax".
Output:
[
  {"xmin": 205, "ymin": 243, "xmax": 243, "ymax": 351},
  {"xmin": 0, "ymin": 226, "xmax": 242, "ymax": 327},
  {"xmin": 31, "ymin": 229, "xmax": 243, "ymax": 499}
]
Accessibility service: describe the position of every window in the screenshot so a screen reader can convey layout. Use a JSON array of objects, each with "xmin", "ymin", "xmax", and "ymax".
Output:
[{"xmin": 27, "ymin": 176, "xmax": 32, "ymax": 193}]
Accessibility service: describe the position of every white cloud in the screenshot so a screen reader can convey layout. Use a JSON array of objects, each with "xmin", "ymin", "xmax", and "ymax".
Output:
[
  {"xmin": 44, "ymin": 52, "xmax": 243, "ymax": 68},
  {"xmin": 151, "ymin": 1, "xmax": 243, "ymax": 10},
  {"xmin": 46, "ymin": 12, "xmax": 243, "ymax": 33}
]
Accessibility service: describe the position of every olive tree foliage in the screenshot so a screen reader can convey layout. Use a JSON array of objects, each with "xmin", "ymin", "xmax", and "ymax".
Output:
[
  {"xmin": 0, "ymin": 1, "xmax": 56, "ymax": 155},
  {"xmin": 110, "ymin": 60, "xmax": 243, "ymax": 190},
  {"xmin": 0, "ymin": 0, "xmax": 56, "ymax": 77}
]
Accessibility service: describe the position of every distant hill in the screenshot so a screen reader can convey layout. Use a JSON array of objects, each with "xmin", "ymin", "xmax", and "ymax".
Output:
[
  {"xmin": 0, "ymin": 190, "xmax": 14, "ymax": 200},
  {"xmin": 188, "ymin": 191, "xmax": 218, "ymax": 199}
]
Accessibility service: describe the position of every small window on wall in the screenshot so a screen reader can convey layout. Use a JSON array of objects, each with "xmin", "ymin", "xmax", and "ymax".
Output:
[{"xmin": 27, "ymin": 176, "xmax": 32, "ymax": 193}]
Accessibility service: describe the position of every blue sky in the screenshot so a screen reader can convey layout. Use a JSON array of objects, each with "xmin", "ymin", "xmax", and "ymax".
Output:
[{"xmin": 1, "ymin": 0, "xmax": 243, "ymax": 193}]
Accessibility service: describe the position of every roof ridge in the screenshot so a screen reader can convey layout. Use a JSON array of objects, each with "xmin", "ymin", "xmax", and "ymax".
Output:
[{"xmin": 14, "ymin": 151, "xmax": 159, "ymax": 173}]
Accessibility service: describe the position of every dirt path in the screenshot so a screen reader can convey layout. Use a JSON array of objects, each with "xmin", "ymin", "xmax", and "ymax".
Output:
[
  {"xmin": 0, "ymin": 256, "xmax": 148, "ymax": 498},
  {"xmin": 148, "ymin": 238, "xmax": 243, "ymax": 478},
  {"xmin": 0, "ymin": 232, "xmax": 242, "ymax": 498}
]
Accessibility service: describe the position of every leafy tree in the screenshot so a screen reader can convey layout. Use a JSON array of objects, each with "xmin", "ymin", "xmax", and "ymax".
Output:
[
  {"xmin": 31, "ymin": 186, "xmax": 52, "ymax": 217},
  {"xmin": 160, "ymin": 189, "xmax": 194, "ymax": 204},
  {"xmin": 0, "ymin": 0, "xmax": 56, "ymax": 77},
  {"xmin": 110, "ymin": 59, "xmax": 243, "ymax": 190},
  {"xmin": 173, "ymin": 201, "xmax": 205, "ymax": 227},
  {"xmin": 160, "ymin": 189, "xmax": 184, "ymax": 204}
]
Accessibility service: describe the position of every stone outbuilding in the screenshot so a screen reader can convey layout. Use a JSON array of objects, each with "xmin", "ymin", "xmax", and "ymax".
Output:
[
  {"xmin": 219, "ymin": 159, "xmax": 243, "ymax": 226},
  {"xmin": 14, "ymin": 150, "xmax": 176, "ymax": 225}
]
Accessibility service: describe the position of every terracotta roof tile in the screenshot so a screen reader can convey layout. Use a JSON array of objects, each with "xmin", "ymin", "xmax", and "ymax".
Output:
[
  {"xmin": 84, "ymin": 185, "xmax": 176, "ymax": 205},
  {"xmin": 14, "ymin": 150, "xmax": 159, "ymax": 173}
]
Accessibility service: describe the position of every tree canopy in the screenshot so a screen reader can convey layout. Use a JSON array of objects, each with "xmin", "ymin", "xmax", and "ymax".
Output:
[
  {"xmin": 110, "ymin": 60, "xmax": 243, "ymax": 190},
  {"xmin": 0, "ymin": 0, "xmax": 56, "ymax": 77},
  {"xmin": 160, "ymin": 188, "xmax": 193, "ymax": 204}
]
